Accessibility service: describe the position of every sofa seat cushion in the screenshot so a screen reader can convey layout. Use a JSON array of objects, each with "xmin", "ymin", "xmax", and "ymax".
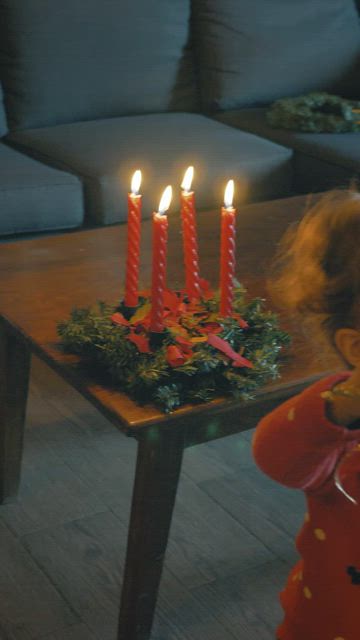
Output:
[
  {"xmin": 0, "ymin": 143, "xmax": 83, "ymax": 235},
  {"xmin": 215, "ymin": 108, "xmax": 360, "ymax": 193},
  {"xmin": 0, "ymin": 0, "xmax": 197, "ymax": 130},
  {"xmin": 8, "ymin": 113, "xmax": 293, "ymax": 225},
  {"xmin": 193, "ymin": 0, "xmax": 360, "ymax": 111}
]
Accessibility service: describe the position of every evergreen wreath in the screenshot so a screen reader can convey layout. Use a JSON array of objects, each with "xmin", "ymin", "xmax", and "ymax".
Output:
[
  {"xmin": 267, "ymin": 92, "xmax": 360, "ymax": 133},
  {"xmin": 57, "ymin": 284, "xmax": 290, "ymax": 413}
]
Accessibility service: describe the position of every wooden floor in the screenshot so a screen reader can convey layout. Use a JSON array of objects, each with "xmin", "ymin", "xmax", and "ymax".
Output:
[{"xmin": 0, "ymin": 355, "xmax": 305, "ymax": 640}]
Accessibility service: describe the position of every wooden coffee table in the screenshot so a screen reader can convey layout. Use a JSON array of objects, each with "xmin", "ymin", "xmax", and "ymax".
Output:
[{"xmin": 0, "ymin": 197, "xmax": 340, "ymax": 640}]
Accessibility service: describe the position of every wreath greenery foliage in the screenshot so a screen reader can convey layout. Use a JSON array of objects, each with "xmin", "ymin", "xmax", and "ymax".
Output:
[
  {"xmin": 267, "ymin": 92, "xmax": 360, "ymax": 133},
  {"xmin": 57, "ymin": 285, "xmax": 290, "ymax": 414}
]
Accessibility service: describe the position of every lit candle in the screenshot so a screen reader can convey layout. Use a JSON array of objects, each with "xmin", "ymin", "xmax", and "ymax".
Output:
[
  {"xmin": 150, "ymin": 186, "xmax": 172, "ymax": 333},
  {"xmin": 181, "ymin": 166, "xmax": 201, "ymax": 299},
  {"xmin": 220, "ymin": 180, "xmax": 236, "ymax": 317},
  {"xmin": 124, "ymin": 170, "xmax": 142, "ymax": 309}
]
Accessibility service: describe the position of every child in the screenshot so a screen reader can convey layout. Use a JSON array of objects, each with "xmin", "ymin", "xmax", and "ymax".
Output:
[{"xmin": 253, "ymin": 189, "xmax": 360, "ymax": 640}]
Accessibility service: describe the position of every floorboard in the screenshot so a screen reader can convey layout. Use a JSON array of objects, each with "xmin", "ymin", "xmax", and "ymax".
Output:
[
  {"xmin": 0, "ymin": 356, "xmax": 305, "ymax": 639},
  {"xmin": 0, "ymin": 520, "xmax": 77, "ymax": 639},
  {"xmin": 40, "ymin": 623, "xmax": 98, "ymax": 640}
]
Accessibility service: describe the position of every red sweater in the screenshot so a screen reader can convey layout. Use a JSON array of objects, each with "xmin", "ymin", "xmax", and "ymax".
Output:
[{"xmin": 253, "ymin": 373, "xmax": 360, "ymax": 640}]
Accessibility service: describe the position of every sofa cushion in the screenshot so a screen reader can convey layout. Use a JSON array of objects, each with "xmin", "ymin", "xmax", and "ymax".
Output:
[
  {"xmin": 215, "ymin": 108, "xmax": 360, "ymax": 193},
  {"xmin": 8, "ymin": 113, "xmax": 293, "ymax": 225},
  {"xmin": 0, "ymin": 0, "xmax": 197, "ymax": 130},
  {"xmin": 193, "ymin": 0, "xmax": 360, "ymax": 111},
  {"xmin": 0, "ymin": 143, "xmax": 83, "ymax": 235},
  {"xmin": 0, "ymin": 84, "xmax": 8, "ymax": 137}
]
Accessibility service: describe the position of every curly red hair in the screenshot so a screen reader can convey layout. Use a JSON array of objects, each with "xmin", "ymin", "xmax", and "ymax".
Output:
[{"xmin": 269, "ymin": 189, "xmax": 360, "ymax": 344}]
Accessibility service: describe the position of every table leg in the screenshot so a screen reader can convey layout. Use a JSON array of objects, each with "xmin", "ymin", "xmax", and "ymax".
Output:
[
  {"xmin": 0, "ymin": 322, "xmax": 30, "ymax": 503},
  {"xmin": 117, "ymin": 425, "xmax": 185, "ymax": 640}
]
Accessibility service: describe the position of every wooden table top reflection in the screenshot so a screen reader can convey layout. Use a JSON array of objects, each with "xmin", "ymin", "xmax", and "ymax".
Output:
[
  {"xmin": 0, "ymin": 197, "xmax": 341, "ymax": 640},
  {"xmin": 0, "ymin": 202, "xmax": 340, "ymax": 434}
]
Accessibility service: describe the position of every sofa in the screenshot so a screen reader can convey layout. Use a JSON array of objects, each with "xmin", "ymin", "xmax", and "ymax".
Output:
[{"xmin": 0, "ymin": 0, "xmax": 359, "ymax": 237}]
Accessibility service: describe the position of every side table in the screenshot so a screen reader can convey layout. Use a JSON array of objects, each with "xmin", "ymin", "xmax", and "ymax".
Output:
[{"xmin": 0, "ymin": 195, "xmax": 340, "ymax": 639}]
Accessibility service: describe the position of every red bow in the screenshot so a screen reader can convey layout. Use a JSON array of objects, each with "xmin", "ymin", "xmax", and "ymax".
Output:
[{"xmin": 335, "ymin": 444, "xmax": 360, "ymax": 505}]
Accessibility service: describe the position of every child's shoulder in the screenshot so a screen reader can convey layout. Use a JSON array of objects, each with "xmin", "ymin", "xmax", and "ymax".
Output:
[
  {"xmin": 253, "ymin": 370, "xmax": 353, "ymax": 489},
  {"xmin": 299, "ymin": 371, "xmax": 351, "ymax": 403},
  {"xmin": 259, "ymin": 371, "xmax": 350, "ymax": 429}
]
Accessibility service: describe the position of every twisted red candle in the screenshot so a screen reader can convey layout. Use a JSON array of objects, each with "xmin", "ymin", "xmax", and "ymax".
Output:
[
  {"xmin": 124, "ymin": 192, "xmax": 142, "ymax": 308},
  {"xmin": 181, "ymin": 190, "xmax": 201, "ymax": 299},
  {"xmin": 150, "ymin": 211, "xmax": 169, "ymax": 333},
  {"xmin": 220, "ymin": 205, "xmax": 236, "ymax": 316}
]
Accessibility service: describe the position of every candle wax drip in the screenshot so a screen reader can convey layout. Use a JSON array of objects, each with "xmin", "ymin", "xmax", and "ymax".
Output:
[
  {"xmin": 181, "ymin": 194, "xmax": 201, "ymax": 299},
  {"xmin": 150, "ymin": 214, "xmax": 168, "ymax": 332},
  {"xmin": 124, "ymin": 195, "xmax": 141, "ymax": 308},
  {"xmin": 220, "ymin": 209, "xmax": 236, "ymax": 317}
]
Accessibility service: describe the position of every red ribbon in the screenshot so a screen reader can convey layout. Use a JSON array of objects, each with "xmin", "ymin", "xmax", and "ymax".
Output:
[
  {"xmin": 233, "ymin": 313, "xmax": 249, "ymax": 329},
  {"xmin": 166, "ymin": 345, "xmax": 187, "ymax": 367},
  {"xmin": 207, "ymin": 333, "xmax": 253, "ymax": 368},
  {"xmin": 111, "ymin": 312, "xmax": 129, "ymax": 326},
  {"xmin": 198, "ymin": 322, "xmax": 223, "ymax": 335},
  {"xmin": 127, "ymin": 332, "xmax": 151, "ymax": 353}
]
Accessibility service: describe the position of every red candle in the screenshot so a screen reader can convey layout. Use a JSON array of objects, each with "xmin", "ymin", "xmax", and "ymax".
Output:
[
  {"xmin": 150, "ymin": 186, "xmax": 172, "ymax": 333},
  {"xmin": 181, "ymin": 166, "xmax": 201, "ymax": 299},
  {"xmin": 220, "ymin": 180, "xmax": 236, "ymax": 317},
  {"xmin": 124, "ymin": 170, "xmax": 142, "ymax": 308}
]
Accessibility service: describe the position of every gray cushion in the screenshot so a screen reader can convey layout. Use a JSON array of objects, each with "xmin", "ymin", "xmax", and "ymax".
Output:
[
  {"xmin": 0, "ymin": 84, "xmax": 8, "ymax": 137},
  {"xmin": 193, "ymin": 0, "xmax": 360, "ymax": 111},
  {"xmin": 8, "ymin": 113, "xmax": 293, "ymax": 225},
  {"xmin": 0, "ymin": 143, "xmax": 83, "ymax": 235},
  {"xmin": 215, "ymin": 108, "xmax": 360, "ymax": 192},
  {"xmin": 0, "ymin": 0, "xmax": 197, "ymax": 130}
]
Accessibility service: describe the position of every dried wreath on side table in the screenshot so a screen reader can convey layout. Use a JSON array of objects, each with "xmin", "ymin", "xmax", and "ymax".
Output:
[
  {"xmin": 267, "ymin": 92, "xmax": 360, "ymax": 133},
  {"xmin": 58, "ymin": 283, "xmax": 290, "ymax": 413}
]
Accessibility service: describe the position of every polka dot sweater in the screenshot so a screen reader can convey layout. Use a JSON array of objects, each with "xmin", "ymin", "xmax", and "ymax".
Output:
[{"xmin": 253, "ymin": 373, "xmax": 360, "ymax": 640}]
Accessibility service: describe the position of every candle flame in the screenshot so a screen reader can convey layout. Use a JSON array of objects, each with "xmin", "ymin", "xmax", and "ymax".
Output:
[
  {"xmin": 131, "ymin": 169, "xmax": 142, "ymax": 195},
  {"xmin": 224, "ymin": 179, "xmax": 234, "ymax": 209},
  {"xmin": 158, "ymin": 185, "xmax": 172, "ymax": 215},
  {"xmin": 181, "ymin": 166, "xmax": 194, "ymax": 192}
]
